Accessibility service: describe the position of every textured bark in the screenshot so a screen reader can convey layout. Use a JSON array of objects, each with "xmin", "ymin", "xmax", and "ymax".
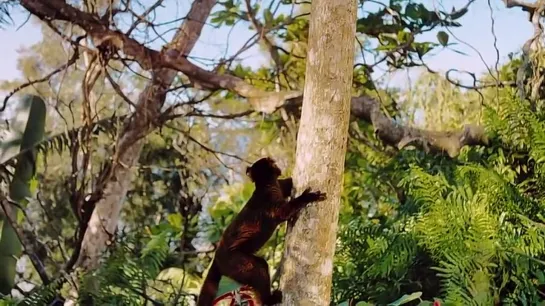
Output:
[
  {"xmin": 350, "ymin": 96, "xmax": 488, "ymax": 157},
  {"xmin": 278, "ymin": 0, "xmax": 357, "ymax": 305},
  {"xmin": 68, "ymin": 0, "xmax": 217, "ymax": 270}
]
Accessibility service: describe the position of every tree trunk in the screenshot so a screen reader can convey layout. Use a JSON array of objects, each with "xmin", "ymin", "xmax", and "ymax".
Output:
[
  {"xmin": 74, "ymin": 0, "xmax": 216, "ymax": 270},
  {"xmin": 278, "ymin": 0, "xmax": 357, "ymax": 305}
]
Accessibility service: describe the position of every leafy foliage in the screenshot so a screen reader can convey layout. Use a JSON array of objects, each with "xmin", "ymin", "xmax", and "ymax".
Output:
[
  {"xmin": 3, "ymin": 0, "xmax": 545, "ymax": 305},
  {"xmin": 333, "ymin": 82, "xmax": 545, "ymax": 305},
  {"xmin": 23, "ymin": 218, "xmax": 200, "ymax": 306},
  {"xmin": 0, "ymin": 95, "xmax": 46, "ymax": 295}
]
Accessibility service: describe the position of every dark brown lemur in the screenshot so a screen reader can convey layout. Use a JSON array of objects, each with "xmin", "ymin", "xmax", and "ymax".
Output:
[{"xmin": 197, "ymin": 157, "xmax": 327, "ymax": 306}]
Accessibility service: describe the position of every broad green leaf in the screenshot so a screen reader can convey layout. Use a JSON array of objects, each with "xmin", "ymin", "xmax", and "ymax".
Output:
[
  {"xmin": 167, "ymin": 213, "xmax": 183, "ymax": 229},
  {"xmin": 405, "ymin": 3, "xmax": 420, "ymax": 20},
  {"xmin": 0, "ymin": 95, "xmax": 46, "ymax": 165},
  {"xmin": 388, "ymin": 292, "xmax": 422, "ymax": 305},
  {"xmin": 451, "ymin": 7, "xmax": 468, "ymax": 20},
  {"xmin": 0, "ymin": 95, "xmax": 46, "ymax": 295},
  {"xmin": 437, "ymin": 31, "xmax": 449, "ymax": 46}
]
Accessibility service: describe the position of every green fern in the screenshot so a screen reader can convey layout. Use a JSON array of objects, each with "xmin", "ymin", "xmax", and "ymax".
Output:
[
  {"xmin": 17, "ymin": 277, "xmax": 65, "ymax": 306},
  {"xmin": 335, "ymin": 92, "xmax": 545, "ymax": 304},
  {"xmin": 78, "ymin": 230, "xmax": 172, "ymax": 305}
]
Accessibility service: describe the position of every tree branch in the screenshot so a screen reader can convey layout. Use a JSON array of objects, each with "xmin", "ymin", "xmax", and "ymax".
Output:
[
  {"xmin": 503, "ymin": 0, "xmax": 545, "ymax": 105},
  {"xmin": 19, "ymin": 0, "xmax": 490, "ymax": 157},
  {"xmin": 503, "ymin": 0, "xmax": 538, "ymax": 12},
  {"xmin": 70, "ymin": 0, "xmax": 218, "ymax": 272},
  {"xmin": 1, "ymin": 48, "xmax": 80, "ymax": 112},
  {"xmin": 349, "ymin": 96, "xmax": 488, "ymax": 157}
]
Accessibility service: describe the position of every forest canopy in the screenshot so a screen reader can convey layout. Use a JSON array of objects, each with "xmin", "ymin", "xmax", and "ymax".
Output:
[{"xmin": 1, "ymin": 0, "xmax": 545, "ymax": 305}]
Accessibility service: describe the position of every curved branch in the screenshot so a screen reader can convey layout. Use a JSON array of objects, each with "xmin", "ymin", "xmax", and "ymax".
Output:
[
  {"xmin": 19, "ymin": 0, "xmax": 490, "ymax": 157},
  {"xmin": 350, "ymin": 96, "xmax": 488, "ymax": 157}
]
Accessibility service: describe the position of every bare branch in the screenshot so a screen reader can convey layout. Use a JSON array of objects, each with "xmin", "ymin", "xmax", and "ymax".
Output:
[
  {"xmin": 243, "ymin": 0, "xmax": 282, "ymax": 70},
  {"xmin": 2, "ymin": 48, "xmax": 80, "ymax": 112},
  {"xmin": 166, "ymin": 123, "xmax": 249, "ymax": 166},
  {"xmin": 70, "ymin": 0, "xmax": 217, "ymax": 271},
  {"xmin": 503, "ymin": 0, "xmax": 538, "ymax": 12},
  {"xmin": 126, "ymin": 0, "xmax": 166, "ymax": 35},
  {"xmin": 350, "ymin": 96, "xmax": 488, "ymax": 157},
  {"xmin": 18, "ymin": 0, "xmax": 490, "ymax": 158}
]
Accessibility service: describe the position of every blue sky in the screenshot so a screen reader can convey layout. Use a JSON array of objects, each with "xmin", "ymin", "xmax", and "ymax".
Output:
[{"xmin": 0, "ymin": 0, "xmax": 533, "ymax": 88}]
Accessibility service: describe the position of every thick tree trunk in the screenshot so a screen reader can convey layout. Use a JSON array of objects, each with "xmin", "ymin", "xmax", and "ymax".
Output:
[
  {"xmin": 74, "ymin": 0, "xmax": 216, "ymax": 270},
  {"xmin": 278, "ymin": 0, "xmax": 357, "ymax": 305}
]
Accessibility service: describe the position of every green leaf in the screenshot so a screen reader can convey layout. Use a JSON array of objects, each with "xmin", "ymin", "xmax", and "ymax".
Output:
[
  {"xmin": 413, "ymin": 42, "xmax": 436, "ymax": 56},
  {"xmin": 264, "ymin": 9, "xmax": 273, "ymax": 26},
  {"xmin": 0, "ymin": 95, "xmax": 46, "ymax": 295},
  {"xmin": 157, "ymin": 267, "xmax": 202, "ymax": 294},
  {"xmin": 450, "ymin": 7, "xmax": 468, "ymax": 20},
  {"xmin": 0, "ymin": 95, "xmax": 46, "ymax": 165},
  {"xmin": 388, "ymin": 292, "xmax": 422, "ymax": 305},
  {"xmin": 167, "ymin": 213, "xmax": 183, "ymax": 230},
  {"xmin": 397, "ymin": 30, "xmax": 411, "ymax": 43},
  {"xmin": 405, "ymin": 3, "xmax": 420, "ymax": 20},
  {"xmin": 29, "ymin": 177, "xmax": 38, "ymax": 194},
  {"xmin": 451, "ymin": 48, "xmax": 469, "ymax": 56},
  {"xmin": 210, "ymin": 11, "xmax": 229, "ymax": 25},
  {"xmin": 216, "ymin": 276, "xmax": 241, "ymax": 297},
  {"xmin": 536, "ymin": 270, "xmax": 545, "ymax": 284},
  {"xmin": 437, "ymin": 31, "xmax": 449, "ymax": 46}
]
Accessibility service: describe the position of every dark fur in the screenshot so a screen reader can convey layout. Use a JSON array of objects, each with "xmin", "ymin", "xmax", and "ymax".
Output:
[{"xmin": 197, "ymin": 157, "xmax": 327, "ymax": 306}]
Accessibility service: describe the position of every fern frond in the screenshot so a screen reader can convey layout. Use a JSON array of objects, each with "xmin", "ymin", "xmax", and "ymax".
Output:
[
  {"xmin": 18, "ymin": 277, "xmax": 65, "ymax": 306},
  {"xmin": 398, "ymin": 166, "xmax": 450, "ymax": 207}
]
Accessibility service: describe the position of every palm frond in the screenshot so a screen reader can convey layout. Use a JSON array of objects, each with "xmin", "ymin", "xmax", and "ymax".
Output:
[{"xmin": 0, "ymin": 114, "xmax": 125, "ymax": 184}]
